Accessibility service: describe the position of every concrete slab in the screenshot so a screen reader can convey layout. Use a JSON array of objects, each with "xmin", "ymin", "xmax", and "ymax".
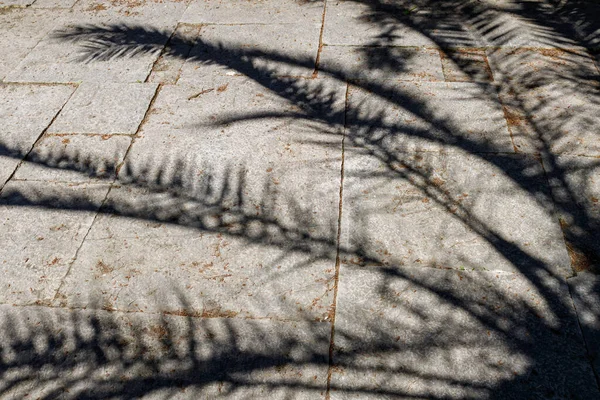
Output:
[
  {"xmin": 0, "ymin": 304, "xmax": 330, "ymax": 399},
  {"xmin": 346, "ymin": 81, "xmax": 514, "ymax": 153},
  {"xmin": 542, "ymin": 155, "xmax": 600, "ymax": 272},
  {"xmin": 323, "ymin": 1, "xmax": 480, "ymax": 48},
  {"xmin": 178, "ymin": 23, "xmax": 320, "ymax": 84},
  {"xmin": 487, "ymin": 47, "xmax": 600, "ymax": 155},
  {"xmin": 14, "ymin": 134, "xmax": 131, "ymax": 182},
  {"xmin": 318, "ymin": 45, "xmax": 444, "ymax": 82},
  {"xmin": 340, "ymin": 151, "xmax": 571, "ymax": 276},
  {"xmin": 0, "ymin": 9, "xmax": 65, "ymax": 81},
  {"xmin": 181, "ymin": 0, "xmax": 325, "ymax": 25},
  {"xmin": 569, "ymin": 272, "xmax": 600, "ymax": 382},
  {"xmin": 440, "ymin": 48, "xmax": 494, "ymax": 82},
  {"xmin": 0, "ymin": 181, "xmax": 110, "ymax": 306},
  {"xmin": 330, "ymin": 266, "xmax": 599, "ymax": 399},
  {"xmin": 0, "ymin": 83, "xmax": 76, "ymax": 188},
  {"xmin": 5, "ymin": 2, "xmax": 187, "ymax": 83},
  {"xmin": 48, "ymin": 82, "xmax": 157, "ymax": 134},
  {"xmin": 54, "ymin": 78, "xmax": 345, "ymax": 320}
]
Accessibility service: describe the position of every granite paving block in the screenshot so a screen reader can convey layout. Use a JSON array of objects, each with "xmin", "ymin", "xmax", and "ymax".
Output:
[
  {"xmin": 340, "ymin": 151, "xmax": 571, "ymax": 276},
  {"xmin": 487, "ymin": 47, "xmax": 600, "ymax": 155},
  {"xmin": 346, "ymin": 81, "xmax": 514, "ymax": 153},
  {"xmin": 569, "ymin": 272, "xmax": 600, "ymax": 382},
  {"xmin": 48, "ymin": 82, "xmax": 157, "ymax": 134},
  {"xmin": 0, "ymin": 9, "xmax": 65, "ymax": 81},
  {"xmin": 181, "ymin": 0, "xmax": 325, "ymax": 25},
  {"xmin": 0, "ymin": 83, "xmax": 76, "ymax": 188},
  {"xmin": 0, "ymin": 305, "xmax": 330, "ymax": 399},
  {"xmin": 147, "ymin": 24, "xmax": 202, "ymax": 85},
  {"xmin": 542, "ymin": 155, "xmax": 600, "ymax": 271},
  {"xmin": 439, "ymin": 48, "xmax": 494, "ymax": 82},
  {"xmin": 323, "ymin": 1, "xmax": 480, "ymax": 48},
  {"xmin": 178, "ymin": 23, "xmax": 321, "ymax": 84},
  {"xmin": 318, "ymin": 45, "xmax": 444, "ymax": 82},
  {"xmin": 54, "ymin": 78, "xmax": 345, "ymax": 319},
  {"xmin": 472, "ymin": 3, "xmax": 585, "ymax": 49},
  {"xmin": 0, "ymin": 181, "xmax": 110, "ymax": 306},
  {"xmin": 14, "ymin": 134, "xmax": 131, "ymax": 182},
  {"xmin": 5, "ymin": 1, "xmax": 187, "ymax": 83},
  {"xmin": 330, "ymin": 266, "xmax": 599, "ymax": 399}
]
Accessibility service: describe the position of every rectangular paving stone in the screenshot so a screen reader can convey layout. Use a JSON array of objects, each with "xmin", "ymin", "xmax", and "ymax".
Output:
[
  {"xmin": 0, "ymin": 83, "xmax": 76, "ymax": 188},
  {"xmin": 0, "ymin": 9, "xmax": 65, "ymax": 81},
  {"xmin": 4, "ymin": 2, "xmax": 187, "ymax": 83},
  {"xmin": 14, "ymin": 134, "xmax": 131, "ymax": 182},
  {"xmin": 487, "ymin": 48, "xmax": 600, "ymax": 155},
  {"xmin": 346, "ymin": 81, "xmax": 514, "ymax": 153},
  {"xmin": 181, "ymin": 0, "xmax": 325, "ymax": 24},
  {"xmin": 473, "ymin": 5, "xmax": 585, "ymax": 49},
  {"xmin": 54, "ymin": 78, "xmax": 345, "ymax": 320},
  {"xmin": 330, "ymin": 266, "xmax": 599, "ymax": 399},
  {"xmin": 340, "ymin": 151, "xmax": 571, "ymax": 277},
  {"xmin": 318, "ymin": 45, "xmax": 444, "ymax": 82},
  {"xmin": 323, "ymin": 1, "xmax": 480, "ymax": 48},
  {"xmin": 542, "ymin": 155, "xmax": 600, "ymax": 271},
  {"xmin": 569, "ymin": 272, "xmax": 600, "ymax": 382},
  {"xmin": 178, "ymin": 23, "xmax": 321, "ymax": 84},
  {"xmin": 0, "ymin": 304, "xmax": 330, "ymax": 399},
  {"xmin": 440, "ymin": 47, "xmax": 494, "ymax": 82},
  {"xmin": 48, "ymin": 82, "xmax": 157, "ymax": 134},
  {"xmin": 0, "ymin": 181, "xmax": 110, "ymax": 306},
  {"xmin": 0, "ymin": 0, "xmax": 33, "ymax": 7}
]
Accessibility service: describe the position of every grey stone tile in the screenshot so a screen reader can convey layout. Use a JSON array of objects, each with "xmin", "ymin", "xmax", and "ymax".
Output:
[
  {"xmin": 0, "ymin": 304, "xmax": 330, "ymax": 399},
  {"xmin": 474, "ymin": 6, "xmax": 585, "ymax": 49},
  {"xmin": 147, "ymin": 24, "xmax": 202, "ymax": 85},
  {"xmin": 318, "ymin": 45, "xmax": 444, "ymax": 82},
  {"xmin": 0, "ymin": 181, "xmax": 110, "ymax": 306},
  {"xmin": 178, "ymin": 23, "xmax": 320, "ymax": 84},
  {"xmin": 330, "ymin": 266, "xmax": 599, "ymax": 399},
  {"xmin": 0, "ymin": 9, "xmax": 65, "ymax": 81},
  {"xmin": 340, "ymin": 151, "xmax": 571, "ymax": 276},
  {"xmin": 323, "ymin": 1, "xmax": 480, "ymax": 48},
  {"xmin": 488, "ymin": 48, "xmax": 600, "ymax": 155},
  {"xmin": 54, "ymin": 79, "xmax": 345, "ymax": 320},
  {"xmin": 439, "ymin": 48, "xmax": 494, "ymax": 82},
  {"xmin": 14, "ymin": 134, "xmax": 131, "ymax": 182},
  {"xmin": 5, "ymin": 2, "xmax": 187, "ymax": 83},
  {"xmin": 569, "ymin": 272, "xmax": 600, "ymax": 382},
  {"xmin": 346, "ymin": 81, "xmax": 514, "ymax": 153},
  {"xmin": 181, "ymin": 0, "xmax": 325, "ymax": 25},
  {"xmin": 542, "ymin": 155, "xmax": 600, "ymax": 272},
  {"xmin": 48, "ymin": 82, "xmax": 157, "ymax": 134},
  {"xmin": 0, "ymin": 83, "xmax": 76, "ymax": 187}
]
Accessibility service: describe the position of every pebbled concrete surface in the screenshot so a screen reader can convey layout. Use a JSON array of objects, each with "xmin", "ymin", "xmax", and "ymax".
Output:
[{"xmin": 1, "ymin": 0, "xmax": 599, "ymax": 398}]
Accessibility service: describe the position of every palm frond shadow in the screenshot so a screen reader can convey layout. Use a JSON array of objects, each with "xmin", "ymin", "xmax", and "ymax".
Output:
[{"xmin": 2, "ymin": 0, "xmax": 600, "ymax": 398}]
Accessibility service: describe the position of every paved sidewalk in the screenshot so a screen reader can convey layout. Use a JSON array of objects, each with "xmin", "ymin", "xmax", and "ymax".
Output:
[{"xmin": 1, "ymin": 0, "xmax": 600, "ymax": 398}]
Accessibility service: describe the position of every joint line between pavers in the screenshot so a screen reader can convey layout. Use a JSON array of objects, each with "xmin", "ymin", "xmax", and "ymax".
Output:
[
  {"xmin": 312, "ymin": 0, "xmax": 328, "ymax": 78},
  {"xmin": 144, "ymin": 24, "xmax": 181, "ymax": 84},
  {"xmin": 325, "ymin": 80, "xmax": 348, "ymax": 400},
  {"xmin": 0, "ymin": 83, "xmax": 79, "ymax": 193}
]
